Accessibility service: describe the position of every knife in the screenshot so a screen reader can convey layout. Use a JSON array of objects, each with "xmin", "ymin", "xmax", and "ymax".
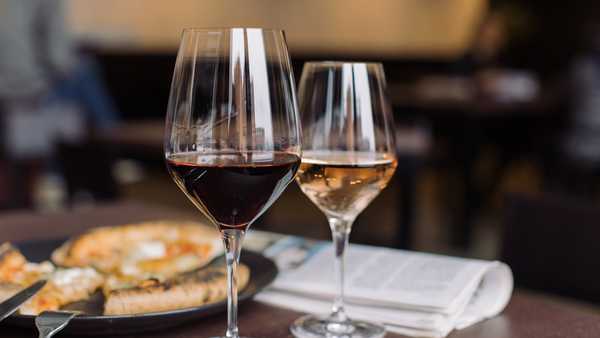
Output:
[{"xmin": 0, "ymin": 279, "xmax": 47, "ymax": 322}]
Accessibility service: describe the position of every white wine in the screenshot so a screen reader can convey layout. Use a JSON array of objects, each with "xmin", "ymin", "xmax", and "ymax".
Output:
[{"xmin": 296, "ymin": 151, "xmax": 397, "ymax": 222}]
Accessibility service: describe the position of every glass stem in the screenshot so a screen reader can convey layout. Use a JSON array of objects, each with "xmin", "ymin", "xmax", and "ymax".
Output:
[
  {"xmin": 328, "ymin": 217, "xmax": 352, "ymax": 325},
  {"xmin": 222, "ymin": 228, "xmax": 245, "ymax": 338}
]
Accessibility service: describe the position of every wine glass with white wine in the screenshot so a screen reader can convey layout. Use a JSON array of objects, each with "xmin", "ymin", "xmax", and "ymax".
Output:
[{"xmin": 291, "ymin": 62, "xmax": 397, "ymax": 338}]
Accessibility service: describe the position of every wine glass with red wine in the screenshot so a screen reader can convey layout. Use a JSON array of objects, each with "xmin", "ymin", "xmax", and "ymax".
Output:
[
  {"xmin": 164, "ymin": 28, "xmax": 301, "ymax": 338},
  {"xmin": 291, "ymin": 62, "xmax": 397, "ymax": 338}
]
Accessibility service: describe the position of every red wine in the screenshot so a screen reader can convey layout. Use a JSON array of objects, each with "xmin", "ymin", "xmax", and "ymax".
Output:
[{"xmin": 166, "ymin": 152, "xmax": 300, "ymax": 230}]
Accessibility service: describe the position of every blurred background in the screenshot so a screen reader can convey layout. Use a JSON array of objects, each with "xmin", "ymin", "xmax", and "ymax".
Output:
[{"xmin": 2, "ymin": 0, "xmax": 600, "ymax": 305}]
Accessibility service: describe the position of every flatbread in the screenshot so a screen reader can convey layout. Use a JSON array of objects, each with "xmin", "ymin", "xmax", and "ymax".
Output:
[{"xmin": 104, "ymin": 263, "xmax": 250, "ymax": 315}]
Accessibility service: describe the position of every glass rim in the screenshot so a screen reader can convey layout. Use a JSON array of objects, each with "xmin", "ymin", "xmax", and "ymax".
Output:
[
  {"xmin": 303, "ymin": 61, "xmax": 384, "ymax": 67},
  {"xmin": 181, "ymin": 27, "xmax": 284, "ymax": 33}
]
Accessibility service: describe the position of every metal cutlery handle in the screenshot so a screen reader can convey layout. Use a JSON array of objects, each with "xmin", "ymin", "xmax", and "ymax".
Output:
[{"xmin": 38, "ymin": 327, "xmax": 53, "ymax": 338}]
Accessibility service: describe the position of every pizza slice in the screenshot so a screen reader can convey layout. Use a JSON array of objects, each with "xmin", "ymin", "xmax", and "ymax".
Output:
[
  {"xmin": 19, "ymin": 267, "xmax": 104, "ymax": 315},
  {"xmin": 0, "ymin": 242, "xmax": 104, "ymax": 315},
  {"xmin": 52, "ymin": 221, "xmax": 223, "ymax": 279}
]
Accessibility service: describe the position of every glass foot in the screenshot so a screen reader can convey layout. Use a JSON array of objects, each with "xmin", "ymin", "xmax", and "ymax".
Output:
[{"xmin": 291, "ymin": 314, "xmax": 386, "ymax": 338}]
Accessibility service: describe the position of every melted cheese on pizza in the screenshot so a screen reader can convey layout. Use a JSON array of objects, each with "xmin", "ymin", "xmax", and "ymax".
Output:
[{"xmin": 118, "ymin": 238, "xmax": 222, "ymax": 278}]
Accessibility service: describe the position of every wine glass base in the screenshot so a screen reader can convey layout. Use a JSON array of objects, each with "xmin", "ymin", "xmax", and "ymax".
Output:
[{"xmin": 290, "ymin": 314, "xmax": 386, "ymax": 338}]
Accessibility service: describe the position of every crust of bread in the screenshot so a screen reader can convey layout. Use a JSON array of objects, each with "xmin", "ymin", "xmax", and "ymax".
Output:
[
  {"xmin": 50, "ymin": 240, "xmax": 70, "ymax": 268},
  {"xmin": 0, "ymin": 243, "xmax": 28, "ymax": 280},
  {"xmin": 104, "ymin": 264, "xmax": 250, "ymax": 315}
]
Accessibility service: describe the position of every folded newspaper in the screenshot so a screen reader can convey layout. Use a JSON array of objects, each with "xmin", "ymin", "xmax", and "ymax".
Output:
[{"xmin": 246, "ymin": 232, "xmax": 513, "ymax": 338}]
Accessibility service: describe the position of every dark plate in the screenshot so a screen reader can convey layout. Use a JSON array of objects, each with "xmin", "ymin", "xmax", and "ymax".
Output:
[{"xmin": 4, "ymin": 238, "xmax": 277, "ymax": 335}]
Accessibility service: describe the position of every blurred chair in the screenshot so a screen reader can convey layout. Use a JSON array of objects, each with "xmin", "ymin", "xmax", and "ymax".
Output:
[
  {"xmin": 56, "ymin": 140, "xmax": 119, "ymax": 204},
  {"xmin": 501, "ymin": 193, "xmax": 600, "ymax": 303},
  {"xmin": 541, "ymin": 154, "xmax": 600, "ymax": 198}
]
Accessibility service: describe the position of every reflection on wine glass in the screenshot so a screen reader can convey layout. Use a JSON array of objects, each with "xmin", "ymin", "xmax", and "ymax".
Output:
[
  {"xmin": 164, "ymin": 28, "xmax": 301, "ymax": 338},
  {"xmin": 291, "ymin": 62, "xmax": 397, "ymax": 338}
]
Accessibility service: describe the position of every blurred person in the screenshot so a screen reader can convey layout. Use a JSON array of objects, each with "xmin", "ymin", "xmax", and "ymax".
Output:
[
  {"xmin": 442, "ymin": 4, "xmax": 539, "ymax": 247},
  {"xmin": 455, "ymin": 4, "xmax": 536, "ymax": 97},
  {"xmin": 453, "ymin": 8, "xmax": 510, "ymax": 76},
  {"xmin": 0, "ymin": 0, "xmax": 119, "ymax": 132},
  {"xmin": 548, "ymin": 22, "xmax": 600, "ymax": 196},
  {"xmin": 562, "ymin": 23, "xmax": 600, "ymax": 168},
  {"xmin": 0, "ymin": 0, "xmax": 74, "ymax": 103},
  {"xmin": 0, "ymin": 0, "xmax": 119, "ymax": 208}
]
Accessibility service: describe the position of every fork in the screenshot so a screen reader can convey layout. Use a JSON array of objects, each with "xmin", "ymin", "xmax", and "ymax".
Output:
[{"xmin": 35, "ymin": 311, "xmax": 77, "ymax": 338}]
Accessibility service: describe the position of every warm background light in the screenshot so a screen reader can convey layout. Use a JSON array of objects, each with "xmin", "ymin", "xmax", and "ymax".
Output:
[{"xmin": 66, "ymin": 0, "xmax": 487, "ymax": 58}]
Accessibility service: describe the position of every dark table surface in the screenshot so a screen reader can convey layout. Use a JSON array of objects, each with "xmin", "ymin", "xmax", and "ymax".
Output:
[{"xmin": 1, "ymin": 201, "xmax": 600, "ymax": 338}]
